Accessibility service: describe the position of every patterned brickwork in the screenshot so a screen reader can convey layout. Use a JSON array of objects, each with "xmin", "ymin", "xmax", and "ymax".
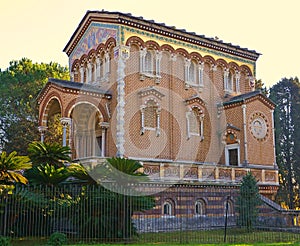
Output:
[{"xmin": 37, "ymin": 11, "xmax": 278, "ymax": 194}]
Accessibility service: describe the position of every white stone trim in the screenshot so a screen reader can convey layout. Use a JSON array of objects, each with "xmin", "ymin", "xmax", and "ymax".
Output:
[{"xmin": 225, "ymin": 143, "xmax": 240, "ymax": 166}]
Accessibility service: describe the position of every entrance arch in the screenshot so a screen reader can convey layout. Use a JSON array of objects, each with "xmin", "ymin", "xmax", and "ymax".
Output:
[
  {"xmin": 70, "ymin": 102, "xmax": 108, "ymax": 159},
  {"xmin": 39, "ymin": 97, "xmax": 63, "ymax": 143}
]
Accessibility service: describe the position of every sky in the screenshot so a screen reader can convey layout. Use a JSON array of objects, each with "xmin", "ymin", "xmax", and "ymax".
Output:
[{"xmin": 1, "ymin": 0, "xmax": 299, "ymax": 88}]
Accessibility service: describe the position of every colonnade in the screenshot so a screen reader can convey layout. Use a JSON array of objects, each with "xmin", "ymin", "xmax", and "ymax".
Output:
[{"xmin": 38, "ymin": 118, "xmax": 109, "ymax": 159}]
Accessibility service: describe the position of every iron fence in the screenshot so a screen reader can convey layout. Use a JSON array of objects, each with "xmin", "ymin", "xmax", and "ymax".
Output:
[{"xmin": 1, "ymin": 183, "xmax": 300, "ymax": 244}]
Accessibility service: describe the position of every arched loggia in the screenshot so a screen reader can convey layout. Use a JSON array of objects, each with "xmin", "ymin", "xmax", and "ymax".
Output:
[{"xmin": 70, "ymin": 102, "xmax": 109, "ymax": 159}]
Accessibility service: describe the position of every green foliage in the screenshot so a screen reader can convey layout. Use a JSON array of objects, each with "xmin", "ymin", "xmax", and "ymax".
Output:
[
  {"xmin": 3, "ymin": 185, "xmax": 51, "ymax": 237},
  {"xmin": 45, "ymin": 113, "xmax": 63, "ymax": 145},
  {"xmin": 269, "ymin": 77, "xmax": 300, "ymax": 208},
  {"xmin": 90, "ymin": 157, "xmax": 149, "ymax": 185},
  {"xmin": 73, "ymin": 157, "xmax": 155, "ymax": 240},
  {"xmin": 236, "ymin": 172, "xmax": 261, "ymax": 231},
  {"xmin": 0, "ymin": 151, "xmax": 32, "ymax": 185},
  {"xmin": 0, "ymin": 236, "xmax": 11, "ymax": 246},
  {"xmin": 25, "ymin": 164, "xmax": 70, "ymax": 186},
  {"xmin": 0, "ymin": 58, "xmax": 69, "ymax": 154},
  {"xmin": 73, "ymin": 184, "xmax": 155, "ymax": 240},
  {"xmin": 47, "ymin": 232, "xmax": 67, "ymax": 246},
  {"xmin": 255, "ymin": 79, "xmax": 268, "ymax": 95},
  {"xmin": 28, "ymin": 141, "xmax": 71, "ymax": 167},
  {"xmin": 66, "ymin": 163, "xmax": 96, "ymax": 184}
]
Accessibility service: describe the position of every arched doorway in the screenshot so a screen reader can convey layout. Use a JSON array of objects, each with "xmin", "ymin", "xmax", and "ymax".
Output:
[
  {"xmin": 70, "ymin": 103, "xmax": 108, "ymax": 159},
  {"xmin": 40, "ymin": 97, "xmax": 63, "ymax": 144}
]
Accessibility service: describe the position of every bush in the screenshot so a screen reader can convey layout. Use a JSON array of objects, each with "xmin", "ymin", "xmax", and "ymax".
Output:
[
  {"xmin": 0, "ymin": 236, "xmax": 11, "ymax": 246},
  {"xmin": 47, "ymin": 232, "xmax": 67, "ymax": 246}
]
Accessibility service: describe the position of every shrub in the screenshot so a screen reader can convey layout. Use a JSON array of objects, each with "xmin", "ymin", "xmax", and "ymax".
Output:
[
  {"xmin": 47, "ymin": 232, "xmax": 67, "ymax": 246},
  {"xmin": 0, "ymin": 236, "xmax": 11, "ymax": 246}
]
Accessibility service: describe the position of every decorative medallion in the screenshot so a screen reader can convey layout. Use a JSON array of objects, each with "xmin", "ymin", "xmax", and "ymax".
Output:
[{"xmin": 249, "ymin": 112, "xmax": 269, "ymax": 141}]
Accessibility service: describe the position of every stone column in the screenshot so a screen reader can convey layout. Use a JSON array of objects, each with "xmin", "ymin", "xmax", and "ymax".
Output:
[
  {"xmin": 156, "ymin": 108, "xmax": 161, "ymax": 137},
  {"xmin": 242, "ymin": 104, "xmax": 248, "ymax": 166},
  {"xmin": 99, "ymin": 122, "xmax": 110, "ymax": 157},
  {"xmin": 80, "ymin": 66, "xmax": 85, "ymax": 83},
  {"xmin": 235, "ymin": 71, "xmax": 240, "ymax": 93},
  {"xmin": 155, "ymin": 51, "xmax": 162, "ymax": 83},
  {"xmin": 184, "ymin": 58, "xmax": 191, "ymax": 89},
  {"xmin": 60, "ymin": 117, "xmax": 71, "ymax": 147},
  {"xmin": 96, "ymin": 57, "xmax": 101, "ymax": 83},
  {"xmin": 198, "ymin": 62, "xmax": 204, "ymax": 89},
  {"xmin": 87, "ymin": 62, "xmax": 92, "ymax": 84},
  {"xmin": 114, "ymin": 45, "xmax": 130, "ymax": 157},
  {"xmin": 70, "ymin": 72, "xmax": 74, "ymax": 82},
  {"xmin": 223, "ymin": 68, "xmax": 229, "ymax": 92},
  {"xmin": 38, "ymin": 126, "xmax": 47, "ymax": 143}
]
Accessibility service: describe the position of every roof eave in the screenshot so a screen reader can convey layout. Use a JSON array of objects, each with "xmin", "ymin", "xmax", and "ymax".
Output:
[{"xmin": 63, "ymin": 10, "xmax": 261, "ymax": 61}]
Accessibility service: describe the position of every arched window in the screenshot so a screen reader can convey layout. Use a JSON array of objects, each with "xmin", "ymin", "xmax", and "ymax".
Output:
[
  {"xmin": 140, "ymin": 99, "xmax": 161, "ymax": 136},
  {"xmin": 140, "ymin": 48, "xmax": 161, "ymax": 81},
  {"xmin": 228, "ymin": 71, "xmax": 233, "ymax": 92},
  {"xmin": 145, "ymin": 50, "xmax": 154, "ymax": 74},
  {"xmin": 186, "ymin": 106, "xmax": 204, "ymax": 140},
  {"xmin": 162, "ymin": 199, "xmax": 175, "ymax": 217},
  {"xmin": 224, "ymin": 199, "xmax": 234, "ymax": 216},
  {"xmin": 185, "ymin": 59, "xmax": 204, "ymax": 90},
  {"xmin": 189, "ymin": 60, "xmax": 197, "ymax": 83},
  {"xmin": 163, "ymin": 201, "xmax": 172, "ymax": 216},
  {"xmin": 144, "ymin": 100, "xmax": 157, "ymax": 128},
  {"xmin": 189, "ymin": 108, "xmax": 200, "ymax": 135},
  {"xmin": 195, "ymin": 199, "xmax": 206, "ymax": 216}
]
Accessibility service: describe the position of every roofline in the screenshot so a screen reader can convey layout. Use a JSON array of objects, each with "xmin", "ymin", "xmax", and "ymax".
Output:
[
  {"xmin": 223, "ymin": 91, "xmax": 276, "ymax": 109},
  {"xmin": 63, "ymin": 10, "xmax": 261, "ymax": 61},
  {"xmin": 37, "ymin": 78, "xmax": 112, "ymax": 104}
]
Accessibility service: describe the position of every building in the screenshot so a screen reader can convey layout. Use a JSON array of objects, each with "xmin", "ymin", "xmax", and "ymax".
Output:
[{"xmin": 37, "ymin": 10, "xmax": 279, "ymax": 228}]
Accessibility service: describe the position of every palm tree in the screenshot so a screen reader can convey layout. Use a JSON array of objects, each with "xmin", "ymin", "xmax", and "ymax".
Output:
[
  {"xmin": 0, "ymin": 151, "xmax": 32, "ymax": 185},
  {"xmin": 24, "ymin": 163, "xmax": 70, "ymax": 186},
  {"xmin": 28, "ymin": 141, "xmax": 71, "ymax": 167},
  {"xmin": 67, "ymin": 163, "xmax": 96, "ymax": 184},
  {"xmin": 91, "ymin": 157, "xmax": 148, "ymax": 185},
  {"xmin": 74, "ymin": 157, "xmax": 155, "ymax": 240}
]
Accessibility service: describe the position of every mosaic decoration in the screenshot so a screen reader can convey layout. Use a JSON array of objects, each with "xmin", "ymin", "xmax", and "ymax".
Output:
[{"xmin": 69, "ymin": 23, "xmax": 119, "ymax": 66}]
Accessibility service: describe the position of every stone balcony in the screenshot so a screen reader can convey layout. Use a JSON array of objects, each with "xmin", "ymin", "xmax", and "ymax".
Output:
[
  {"xmin": 79, "ymin": 157, "xmax": 279, "ymax": 188},
  {"xmin": 140, "ymin": 161, "xmax": 279, "ymax": 186}
]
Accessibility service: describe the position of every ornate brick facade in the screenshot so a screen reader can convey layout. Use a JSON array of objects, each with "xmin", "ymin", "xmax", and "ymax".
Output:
[{"xmin": 37, "ymin": 10, "xmax": 279, "ymax": 220}]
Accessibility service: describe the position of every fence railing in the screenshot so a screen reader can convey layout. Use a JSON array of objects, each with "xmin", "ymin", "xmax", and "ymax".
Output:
[{"xmin": 1, "ymin": 183, "xmax": 300, "ymax": 244}]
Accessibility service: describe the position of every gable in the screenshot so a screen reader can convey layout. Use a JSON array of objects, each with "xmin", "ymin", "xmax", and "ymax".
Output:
[{"xmin": 68, "ymin": 22, "xmax": 119, "ymax": 66}]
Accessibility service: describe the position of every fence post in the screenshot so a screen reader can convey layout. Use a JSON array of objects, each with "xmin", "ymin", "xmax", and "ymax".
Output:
[{"xmin": 224, "ymin": 195, "xmax": 230, "ymax": 243}]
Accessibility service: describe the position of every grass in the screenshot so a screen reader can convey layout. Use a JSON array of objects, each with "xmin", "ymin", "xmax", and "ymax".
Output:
[{"xmin": 11, "ymin": 229, "xmax": 300, "ymax": 246}]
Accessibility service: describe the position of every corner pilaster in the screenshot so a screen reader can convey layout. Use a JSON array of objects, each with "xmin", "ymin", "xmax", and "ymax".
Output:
[{"xmin": 114, "ymin": 45, "xmax": 130, "ymax": 157}]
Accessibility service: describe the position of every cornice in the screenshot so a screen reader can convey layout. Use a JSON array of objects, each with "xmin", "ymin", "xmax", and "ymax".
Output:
[
  {"xmin": 223, "ymin": 93, "xmax": 276, "ymax": 110},
  {"xmin": 64, "ymin": 10, "xmax": 260, "ymax": 62},
  {"xmin": 37, "ymin": 80, "xmax": 111, "ymax": 105}
]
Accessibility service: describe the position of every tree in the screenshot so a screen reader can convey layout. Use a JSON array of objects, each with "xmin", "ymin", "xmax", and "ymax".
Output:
[
  {"xmin": 236, "ymin": 172, "xmax": 261, "ymax": 232},
  {"xmin": 269, "ymin": 77, "xmax": 300, "ymax": 209},
  {"xmin": 76, "ymin": 157, "xmax": 155, "ymax": 240},
  {"xmin": 25, "ymin": 164, "xmax": 70, "ymax": 187},
  {"xmin": 28, "ymin": 141, "xmax": 71, "ymax": 168},
  {"xmin": 255, "ymin": 79, "xmax": 268, "ymax": 95},
  {"xmin": 0, "ymin": 58, "xmax": 69, "ymax": 154},
  {"xmin": 0, "ymin": 151, "xmax": 32, "ymax": 185}
]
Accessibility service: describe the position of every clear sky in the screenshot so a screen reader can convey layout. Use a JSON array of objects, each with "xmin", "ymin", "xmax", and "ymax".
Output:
[{"xmin": 1, "ymin": 0, "xmax": 299, "ymax": 87}]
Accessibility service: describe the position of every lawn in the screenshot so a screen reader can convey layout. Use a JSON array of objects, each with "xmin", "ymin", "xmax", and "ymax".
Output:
[{"xmin": 11, "ymin": 229, "xmax": 300, "ymax": 246}]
